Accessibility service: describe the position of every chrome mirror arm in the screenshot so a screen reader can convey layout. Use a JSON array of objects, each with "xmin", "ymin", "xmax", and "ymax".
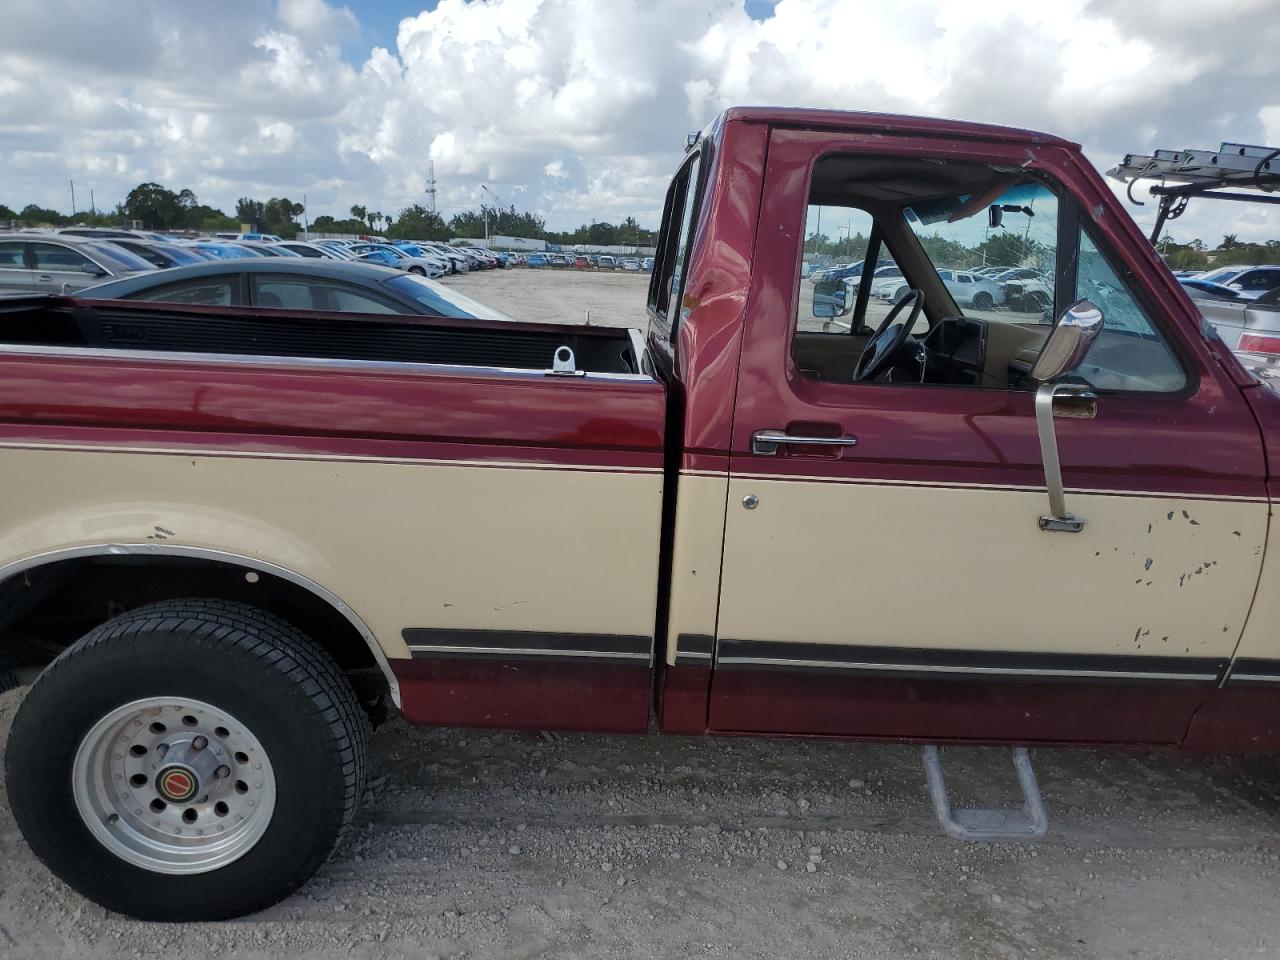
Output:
[{"xmin": 1035, "ymin": 382, "xmax": 1096, "ymax": 533}]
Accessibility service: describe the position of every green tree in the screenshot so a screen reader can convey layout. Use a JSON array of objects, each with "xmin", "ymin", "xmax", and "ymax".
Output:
[
  {"xmin": 0, "ymin": 203, "xmax": 18, "ymax": 220},
  {"xmin": 123, "ymin": 182, "xmax": 182, "ymax": 229},
  {"xmin": 1221, "ymin": 233, "xmax": 1240, "ymax": 250},
  {"xmin": 18, "ymin": 204, "xmax": 70, "ymax": 226},
  {"xmin": 260, "ymin": 197, "xmax": 305, "ymax": 238},
  {"xmin": 388, "ymin": 204, "xmax": 449, "ymax": 240},
  {"xmin": 235, "ymin": 197, "xmax": 264, "ymax": 227}
]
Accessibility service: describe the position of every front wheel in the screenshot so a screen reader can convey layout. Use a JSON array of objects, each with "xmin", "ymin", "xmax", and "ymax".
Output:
[
  {"xmin": 408, "ymin": 265, "xmax": 426, "ymax": 276},
  {"xmin": 972, "ymin": 291, "xmax": 994, "ymax": 310},
  {"xmin": 5, "ymin": 600, "xmax": 368, "ymax": 921}
]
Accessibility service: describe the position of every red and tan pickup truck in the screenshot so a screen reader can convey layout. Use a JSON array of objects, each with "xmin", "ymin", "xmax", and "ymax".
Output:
[{"xmin": 3, "ymin": 107, "xmax": 1279, "ymax": 920}]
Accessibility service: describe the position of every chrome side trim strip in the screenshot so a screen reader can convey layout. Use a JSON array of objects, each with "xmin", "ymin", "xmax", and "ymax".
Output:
[
  {"xmin": 407, "ymin": 644, "xmax": 650, "ymax": 662},
  {"xmin": 0, "ymin": 440, "xmax": 663, "ymax": 474},
  {"xmin": 714, "ymin": 655, "xmax": 1219, "ymax": 682},
  {"xmin": 722, "ymin": 471, "xmax": 1267, "ymax": 503},
  {"xmin": 0, "ymin": 341, "xmax": 656, "ymax": 384},
  {"xmin": 0, "ymin": 544, "xmax": 401, "ymax": 706},
  {"xmin": 1228, "ymin": 673, "xmax": 1280, "ymax": 684}
]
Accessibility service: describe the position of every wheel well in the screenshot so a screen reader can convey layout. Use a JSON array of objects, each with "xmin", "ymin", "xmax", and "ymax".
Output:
[{"xmin": 0, "ymin": 555, "xmax": 393, "ymax": 720}]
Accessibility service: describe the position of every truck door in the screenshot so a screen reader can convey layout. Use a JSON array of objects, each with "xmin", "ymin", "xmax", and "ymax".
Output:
[{"xmin": 710, "ymin": 128, "xmax": 1268, "ymax": 745}]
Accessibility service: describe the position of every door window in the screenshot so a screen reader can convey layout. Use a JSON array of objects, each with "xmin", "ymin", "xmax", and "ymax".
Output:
[
  {"xmin": 253, "ymin": 276, "xmax": 400, "ymax": 314},
  {"xmin": 1073, "ymin": 229, "xmax": 1186, "ymax": 393},
  {"xmin": 649, "ymin": 151, "xmax": 703, "ymax": 330},
  {"xmin": 31, "ymin": 242, "xmax": 95, "ymax": 272},
  {"xmin": 790, "ymin": 154, "xmax": 1184, "ymax": 393},
  {"xmin": 133, "ymin": 277, "xmax": 237, "ymax": 306},
  {"xmin": 0, "ymin": 242, "xmax": 25, "ymax": 270}
]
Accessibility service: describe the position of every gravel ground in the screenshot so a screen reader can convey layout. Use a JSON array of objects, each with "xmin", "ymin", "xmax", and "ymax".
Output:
[{"xmin": 4, "ymin": 269, "xmax": 1280, "ymax": 958}]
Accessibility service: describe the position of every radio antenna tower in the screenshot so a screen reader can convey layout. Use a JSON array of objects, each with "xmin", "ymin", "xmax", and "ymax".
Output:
[{"xmin": 426, "ymin": 159, "xmax": 438, "ymax": 214}]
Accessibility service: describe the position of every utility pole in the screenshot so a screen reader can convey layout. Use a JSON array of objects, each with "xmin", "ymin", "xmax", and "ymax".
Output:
[
  {"xmin": 89, "ymin": 188, "xmax": 96, "ymax": 216},
  {"xmin": 481, "ymin": 184, "xmax": 506, "ymax": 246},
  {"xmin": 69, "ymin": 180, "xmax": 76, "ymax": 217},
  {"xmin": 426, "ymin": 159, "xmax": 437, "ymax": 215},
  {"xmin": 302, "ymin": 193, "xmax": 309, "ymax": 236}
]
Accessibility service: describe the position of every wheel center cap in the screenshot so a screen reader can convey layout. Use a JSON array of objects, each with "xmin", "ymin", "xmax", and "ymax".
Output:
[{"xmin": 156, "ymin": 765, "xmax": 198, "ymax": 802}]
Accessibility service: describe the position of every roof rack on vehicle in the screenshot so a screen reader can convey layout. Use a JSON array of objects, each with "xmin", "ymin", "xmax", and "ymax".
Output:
[{"xmin": 1106, "ymin": 142, "xmax": 1280, "ymax": 243}]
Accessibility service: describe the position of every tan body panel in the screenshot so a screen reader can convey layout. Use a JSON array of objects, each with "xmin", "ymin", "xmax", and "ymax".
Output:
[
  {"xmin": 0, "ymin": 446, "xmax": 665, "ymax": 661},
  {"xmin": 663, "ymin": 472, "xmax": 729, "ymax": 664},
  {"xmin": 719, "ymin": 476, "xmax": 1265, "ymax": 659}
]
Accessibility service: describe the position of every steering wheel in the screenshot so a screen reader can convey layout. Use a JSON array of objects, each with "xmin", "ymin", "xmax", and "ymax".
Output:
[{"xmin": 854, "ymin": 289, "xmax": 925, "ymax": 381}]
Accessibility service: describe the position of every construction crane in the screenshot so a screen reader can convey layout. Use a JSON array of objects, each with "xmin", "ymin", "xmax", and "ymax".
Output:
[{"xmin": 1107, "ymin": 142, "xmax": 1280, "ymax": 244}]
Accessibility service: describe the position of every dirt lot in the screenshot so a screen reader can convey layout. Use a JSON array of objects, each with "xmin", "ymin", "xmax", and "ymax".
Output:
[
  {"xmin": 4, "ymin": 269, "xmax": 1280, "ymax": 959},
  {"xmin": 442, "ymin": 266, "xmax": 650, "ymax": 329}
]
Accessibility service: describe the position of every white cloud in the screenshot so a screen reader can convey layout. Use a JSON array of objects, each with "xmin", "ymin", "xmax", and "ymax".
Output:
[{"xmin": 0, "ymin": 0, "xmax": 1277, "ymax": 243}]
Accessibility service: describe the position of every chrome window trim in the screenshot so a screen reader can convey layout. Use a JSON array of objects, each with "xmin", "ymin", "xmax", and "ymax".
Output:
[
  {"xmin": 0, "ymin": 543, "xmax": 402, "ymax": 706},
  {"xmin": 0, "ymin": 341, "xmax": 657, "ymax": 383}
]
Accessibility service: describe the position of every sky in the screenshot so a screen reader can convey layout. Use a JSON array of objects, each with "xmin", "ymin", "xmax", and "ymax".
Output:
[{"xmin": 2, "ymin": 0, "xmax": 1279, "ymax": 243}]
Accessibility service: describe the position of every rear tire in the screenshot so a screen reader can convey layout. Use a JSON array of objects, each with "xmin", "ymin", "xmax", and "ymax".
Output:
[
  {"xmin": 5, "ymin": 599, "xmax": 368, "ymax": 921},
  {"xmin": 408, "ymin": 266, "xmax": 426, "ymax": 276},
  {"xmin": 973, "ymin": 291, "xmax": 994, "ymax": 310}
]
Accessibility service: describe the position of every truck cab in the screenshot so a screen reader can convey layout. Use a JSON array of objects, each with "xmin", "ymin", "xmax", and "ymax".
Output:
[{"xmin": 646, "ymin": 108, "xmax": 1275, "ymax": 748}]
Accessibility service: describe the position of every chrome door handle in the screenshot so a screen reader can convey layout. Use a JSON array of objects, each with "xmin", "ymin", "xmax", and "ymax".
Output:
[{"xmin": 751, "ymin": 429, "xmax": 858, "ymax": 456}]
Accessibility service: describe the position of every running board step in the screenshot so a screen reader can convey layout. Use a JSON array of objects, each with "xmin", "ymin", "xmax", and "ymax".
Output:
[{"xmin": 921, "ymin": 745, "xmax": 1048, "ymax": 841}]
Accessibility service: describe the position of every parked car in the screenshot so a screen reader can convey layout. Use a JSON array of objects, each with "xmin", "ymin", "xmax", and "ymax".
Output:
[
  {"xmin": 1195, "ymin": 286, "xmax": 1280, "ymax": 357},
  {"xmin": 77, "ymin": 259, "xmax": 513, "ymax": 320},
  {"xmin": 0, "ymin": 232, "xmax": 153, "ymax": 294},
  {"xmin": 56, "ymin": 227, "xmax": 159, "ymax": 240},
  {"xmin": 182, "ymin": 241, "xmax": 261, "ymax": 261},
  {"xmin": 384, "ymin": 243, "xmax": 451, "ymax": 274},
  {"xmin": 8, "ymin": 105, "xmax": 1280, "ymax": 923},
  {"xmin": 348, "ymin": 243, "xmax": 446, "ymax": 279},
  {"xmin": 525, "ymin": 253, "xmax": 548, "ymax": 268},
  {"xmin": 102, "ymin": 238, "xmax": 211, "ymax": 269},
  {"xmin": 643, "ymin": 257, "xmax": 655, "ymax": 271},
  {"xmin": 416, "ymin": 242, "xmax": 471, "ymax": 274},
  {"xmin": 888, "ymin": 269, "xmax": 1005, "ymax": 310},
  {"xmin": 1179, "ymin": 277, "xmax": 1245, "ymax": 301},
  {"xmin": 866, "ymin": 264, "xmax": 908, "ymax": 298},
  {"xmin": 233, "ymin": 241, "xmax": 300, "ymax": 257},
  {"xmin": 597, "ymin": 255, "xmax": 616, "ymax": 269},
  {"xmin": 274, "ymin": 241, "xmax": 356, "ymax": 260},
  {"xmin": 1196, "ymin": 265, "xmax": 1280, "ymax": 301},
  {"xmin": 619, "ymin": 258, "xmax": 641, "ymax": 271},
  {"xmin": 238, "ymin": 233, "xmax": 284, "ymax": 243}
]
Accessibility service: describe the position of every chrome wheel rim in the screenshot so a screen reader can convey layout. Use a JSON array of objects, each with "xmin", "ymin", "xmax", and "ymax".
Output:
[{"xmin": 72, "ymin": 697, "xmax": 276, "ymax": 875}]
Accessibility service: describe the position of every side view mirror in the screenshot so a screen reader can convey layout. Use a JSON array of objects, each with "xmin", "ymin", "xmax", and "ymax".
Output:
[
  {"xmin": 1228, "ymin": 283, "xmax": 1244, "ymax": 291},
  {"xmin": 988, "ymin": 205, "xmax": 1003, "ymax": 229},
  {"xmin": 1031, "ymin": 299, "xmax": 1104, "ymax": 382},
  {"xmin": 811, "ymin": 279, "xmax": 850, "ymax": 318}
]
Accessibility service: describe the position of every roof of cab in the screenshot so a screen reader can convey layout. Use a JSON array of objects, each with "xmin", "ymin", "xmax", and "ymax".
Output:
[{"xmin": 719, "ymin": 106, "xmax": 1077, "ymax": 150}]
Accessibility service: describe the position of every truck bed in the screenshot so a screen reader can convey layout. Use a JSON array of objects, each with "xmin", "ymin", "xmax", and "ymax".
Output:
[{"xmin": 0, "ymin": 295, "xmax": 646, "ymax": 375}]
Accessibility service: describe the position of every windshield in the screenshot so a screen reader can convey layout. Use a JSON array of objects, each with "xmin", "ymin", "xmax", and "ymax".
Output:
[
  {"xmin": 1199, "ymin": 267, "xmax": 1243, "ymax": 284},
  {"xmin": 84, "ymin": 242, "xmax": 154, "ymax": 272},
  {"xmin": 384, "ymin": 274, "xmax": 514, "ymax": 322}
]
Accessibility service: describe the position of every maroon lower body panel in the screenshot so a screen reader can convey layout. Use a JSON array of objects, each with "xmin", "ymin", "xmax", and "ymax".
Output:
[
  {"xmin": 709, "ymin": 670, "xmax": 1211, "ymax": 745},
  {"xmin": 1182, "ymin": 687, "xmax": 1280, "ymax": 752},
  {"xmin": 392, "ymin": 658, "xmax": 652, "ymax": 734},
  {"xmin": 659, "ymin": 664, "xmax": 712, "ymax": 733}
]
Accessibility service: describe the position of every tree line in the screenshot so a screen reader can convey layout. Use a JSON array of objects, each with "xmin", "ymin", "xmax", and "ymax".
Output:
[{"xmin": 1, "ymin": 182, "xmax": 658, "ymax": 247}]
